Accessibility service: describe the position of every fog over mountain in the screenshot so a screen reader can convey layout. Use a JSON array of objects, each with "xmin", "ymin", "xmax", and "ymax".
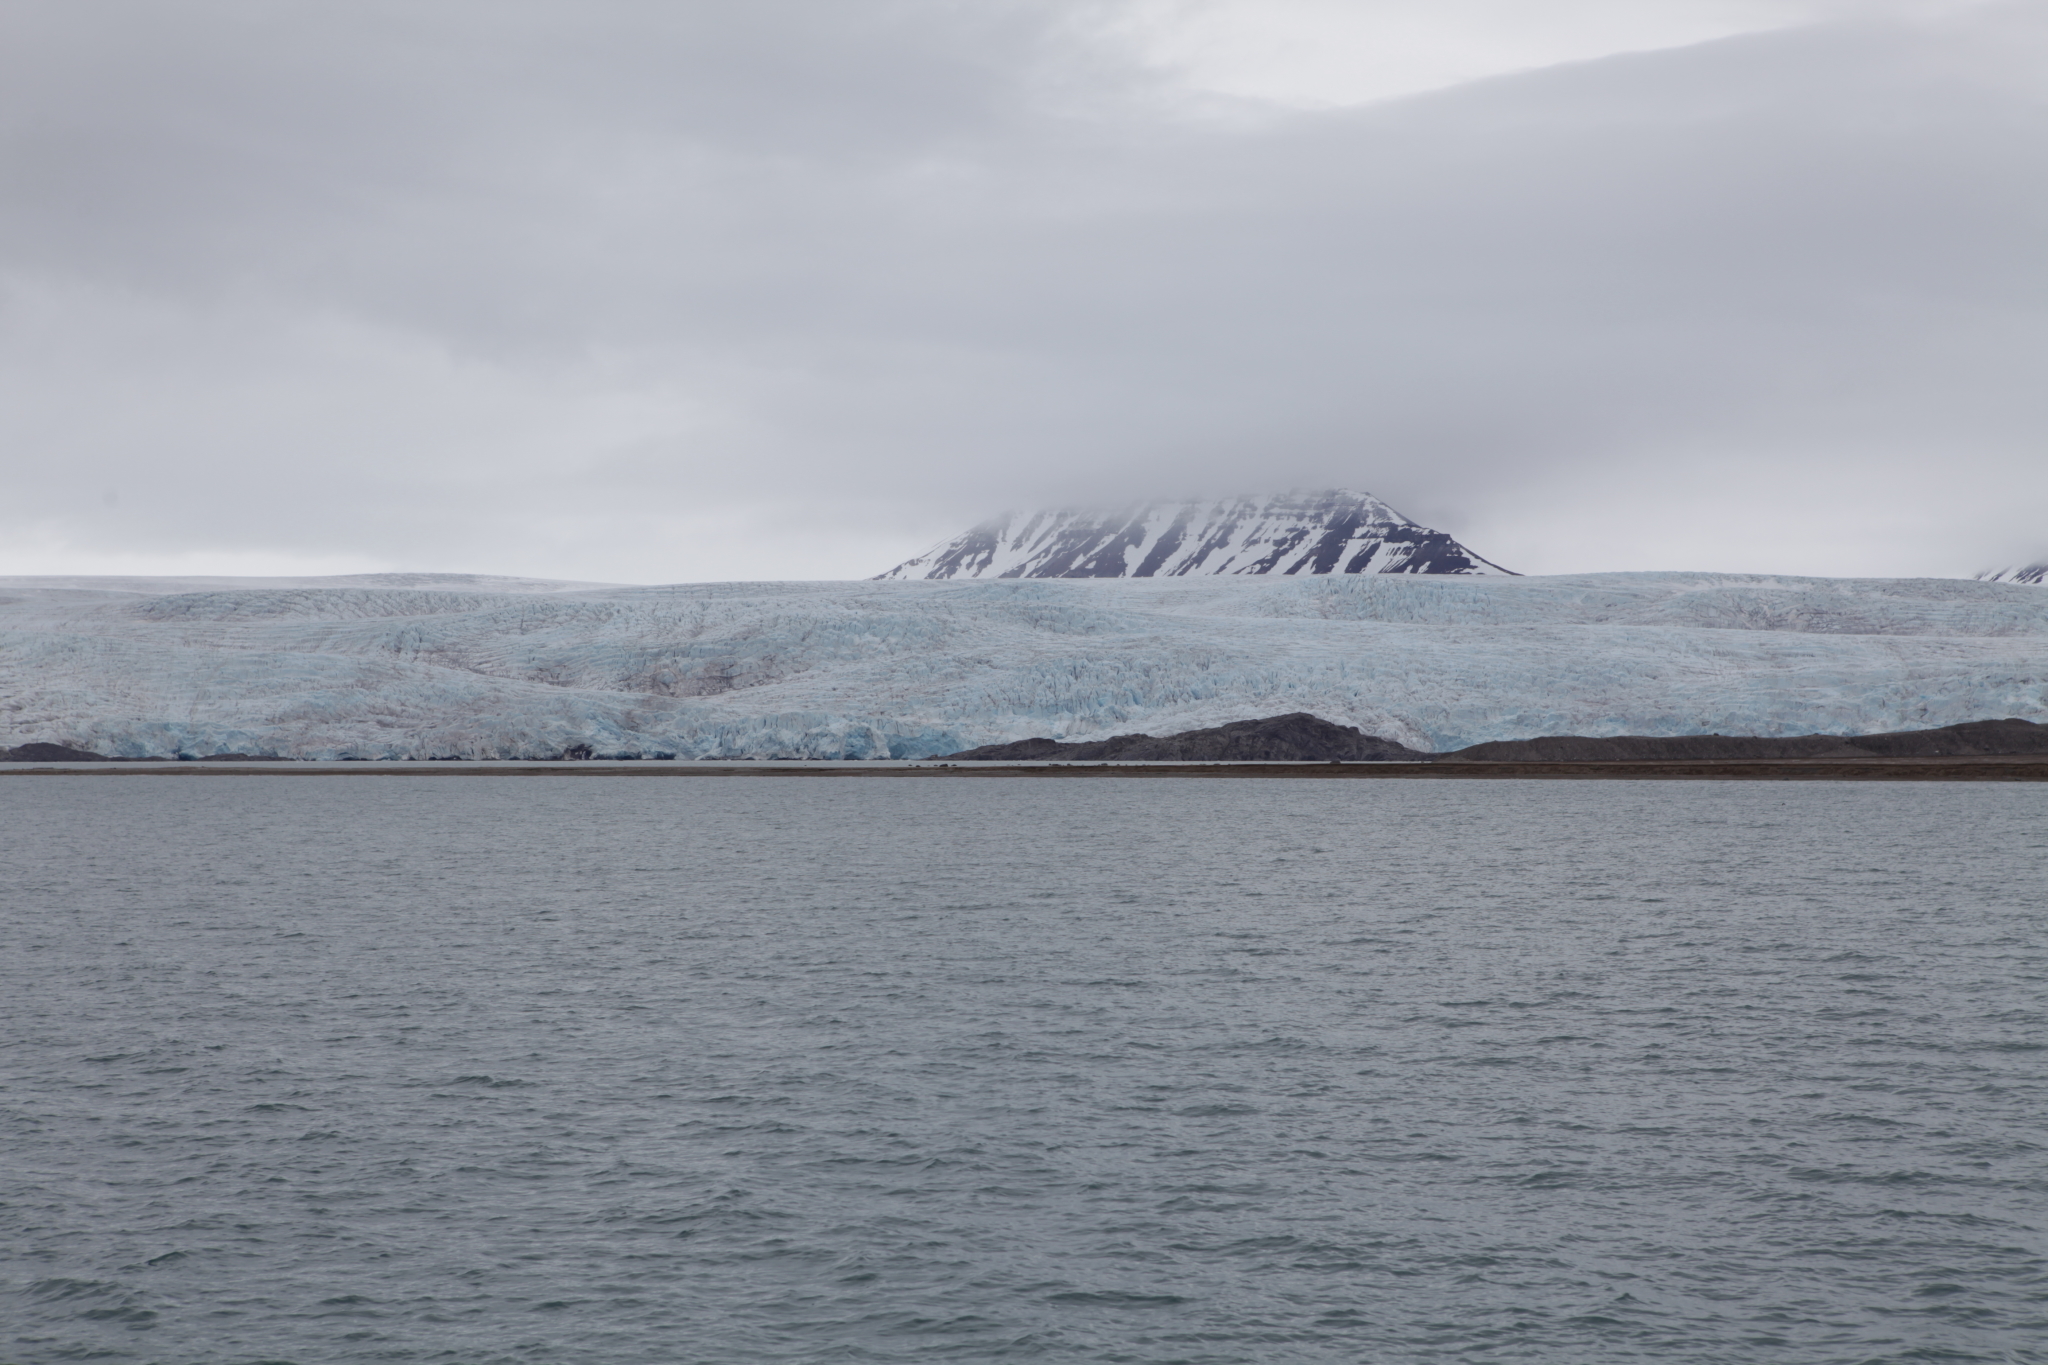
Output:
[{"xmin": 1, "ymin": 1, "xmax": 2042, "ymax": 582}]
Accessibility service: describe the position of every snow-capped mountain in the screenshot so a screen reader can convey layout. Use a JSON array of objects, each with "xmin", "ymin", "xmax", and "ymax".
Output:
[
  {"xmin": 876, "ymin": 490, "xmax": 1512, "ymax": 580},
  {"xmin": 1977, "ymin": 562, "xmax": 2047, "ymax": 585},
  {"xmin": 4, "ymin": 571, "xmax": 2045, "ymax": 761}
]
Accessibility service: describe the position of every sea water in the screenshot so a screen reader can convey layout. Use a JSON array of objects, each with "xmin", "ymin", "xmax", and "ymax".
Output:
[{"xmin": 2, "ymin": 776, "xmax": 2043, "ymax": 1363}]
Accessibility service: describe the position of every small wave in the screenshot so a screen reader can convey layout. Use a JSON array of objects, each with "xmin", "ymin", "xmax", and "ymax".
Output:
[
  {"xmin": 1045, "ymin": 1290, "xmax": 1188, "ymax": 1308},
  {"xmin": 29, "ymin": 1278, "xmax": 123, "ymax": 1300}
]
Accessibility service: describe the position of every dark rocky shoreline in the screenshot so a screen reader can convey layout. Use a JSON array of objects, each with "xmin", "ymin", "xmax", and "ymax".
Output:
[{"xmin": 941, "ymin": 713, "xmax": 2048, "ymax": 763}]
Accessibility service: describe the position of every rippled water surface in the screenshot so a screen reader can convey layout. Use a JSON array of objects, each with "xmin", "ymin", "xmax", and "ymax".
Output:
[{"xmin": 3, "ymin": 775, "xmax": 2045, "ymax": 1364}]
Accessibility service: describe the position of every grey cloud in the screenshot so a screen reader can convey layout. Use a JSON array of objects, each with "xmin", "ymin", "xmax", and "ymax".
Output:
[{"xmin": 1, "ymin": 0, "xmax": 2042, "ymax": 579}]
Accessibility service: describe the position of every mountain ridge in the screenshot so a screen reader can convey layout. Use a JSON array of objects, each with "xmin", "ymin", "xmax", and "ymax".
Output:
[{"xmin": 877, "ymin": 490, "xmax": 1511, "ymax": 580}]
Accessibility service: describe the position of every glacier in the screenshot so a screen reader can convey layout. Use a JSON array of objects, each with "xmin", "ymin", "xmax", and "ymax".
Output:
[{"xmin": 3, "ymin": 571, "xmax": 2045, "ymax": 760}]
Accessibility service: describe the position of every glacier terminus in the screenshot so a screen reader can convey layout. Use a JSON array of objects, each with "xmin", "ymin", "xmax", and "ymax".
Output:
[{"xmin": 4, "ymin": 569, "xmax": 2044, "ymax": 761}]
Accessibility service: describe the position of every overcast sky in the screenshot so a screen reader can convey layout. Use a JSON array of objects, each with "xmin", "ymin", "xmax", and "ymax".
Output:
[{"xmin": 2, "ymin": 0, "xmax": 2041, "ymax": 582}]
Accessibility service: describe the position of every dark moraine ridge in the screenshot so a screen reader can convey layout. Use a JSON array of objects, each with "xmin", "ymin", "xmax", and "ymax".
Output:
[
  {"xmin": 943, "ymin": 712, "xmax": 1430, "ymax": 762},
  {"xmin": 942, "ymin": 715, "xmax": 2048, "ymax": 762},
  {"xmin": 1, "ymin": 742, "xmax": 111, "ymax": 762},
  {"xmin": 0, "ymin": 744, "xmax": 290, "ymax": 762},
  {"xmin": 1440, "ymin": 716, "xmax": 2048, "ymax": 762}
]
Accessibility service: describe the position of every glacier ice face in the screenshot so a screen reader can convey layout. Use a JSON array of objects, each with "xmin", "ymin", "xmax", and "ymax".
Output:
[
  {"xmin": 3, "ymin": 571, "xmax": 2045, "ymax": 760},
  {"xmin": 876, "ymin": 490, "xmax": 1511, "ymax": 579}
]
